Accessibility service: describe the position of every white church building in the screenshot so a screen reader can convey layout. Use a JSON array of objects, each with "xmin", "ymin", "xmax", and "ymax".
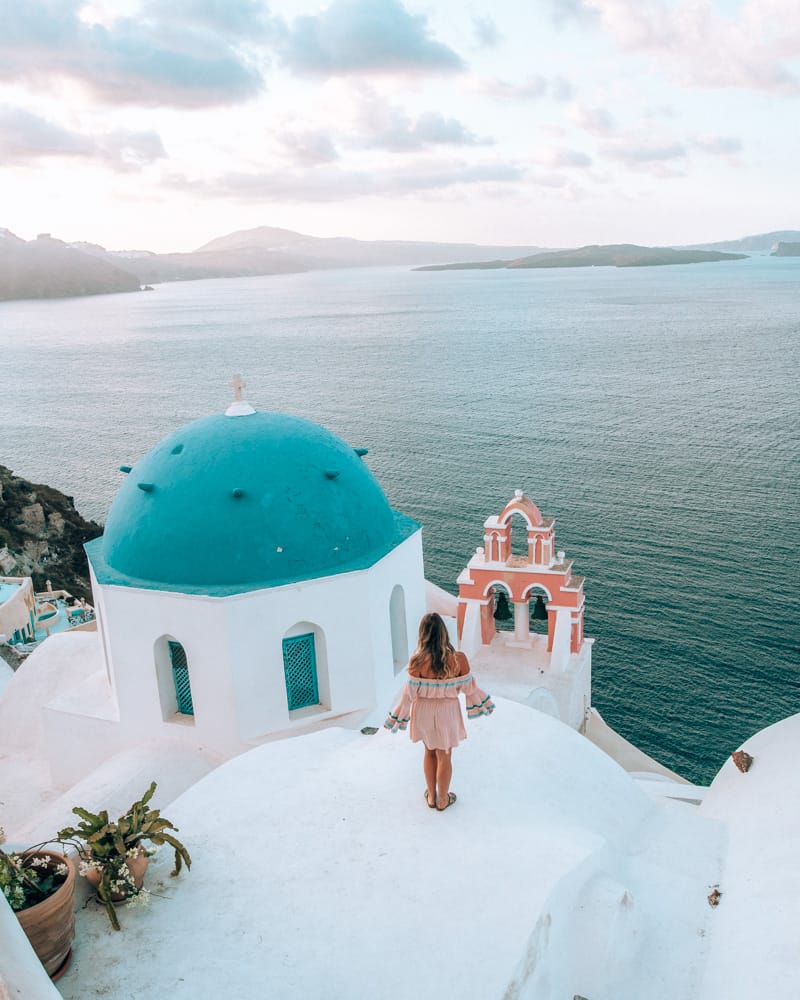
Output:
[{"xmin": 49, "ymin": 385, "xmax": 426, "ymax": 783}]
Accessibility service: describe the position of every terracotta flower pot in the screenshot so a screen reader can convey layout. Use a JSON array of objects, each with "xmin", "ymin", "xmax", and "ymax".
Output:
[
  {"xmin": 85, "ymin": 852, "xmax": 150, "ymax": 902},
  {"xmin": 15, "ymin": 851, "xmax": 75, "ymax": 978}
]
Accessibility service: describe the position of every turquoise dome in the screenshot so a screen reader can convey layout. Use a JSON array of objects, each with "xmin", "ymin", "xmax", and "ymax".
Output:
[{"xmin": 86, "ymin": 411, "xmax": 418, "ymax": 594}]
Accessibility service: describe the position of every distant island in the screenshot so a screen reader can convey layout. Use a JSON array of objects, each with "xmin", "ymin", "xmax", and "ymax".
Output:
[
  {"xmin": 1, "ymin": 224, "xmax": 797, "ymax": 302},
  {"xmin": 414, "ymin": 244, "xmax": 748, "ymax": 271}
]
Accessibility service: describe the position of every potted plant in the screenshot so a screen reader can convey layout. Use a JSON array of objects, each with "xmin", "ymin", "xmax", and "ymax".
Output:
[
  {"xmin": 0, "ymin": 828, "xmax": 76, "ymax": 978},
  {"xmin": 57, "ymin": 780, "xmax": 191, "ymax": 931}
]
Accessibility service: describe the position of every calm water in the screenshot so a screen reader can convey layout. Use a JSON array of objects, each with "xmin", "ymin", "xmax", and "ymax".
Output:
[{"xmin": 1, "ymin": 257, "xmax": 798, "ymax": 782}]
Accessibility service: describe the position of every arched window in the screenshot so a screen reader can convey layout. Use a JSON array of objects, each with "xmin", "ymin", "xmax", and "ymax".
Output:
[
  {"xmin": 168, "ymin": 641, "xmax": 194, "ymax": 715},
  {"xmin": 522, "ymin": 585, "xmax": 551, "ymax": 637},
  {"xmin": 508, "ymin": 512, "xmax": 531, "ymax": 558},
  {"xmin": 154, "ymin": 635, "xmax": 195, "ymax": 721},
  {"xmin": 390, "ymin": 585, "xmax": 409, "ymax": 674},
  {"xmin": 282, "ymin": 632, "xmax": 319, "ymax": 710},
  {"xmin": 492, "ymin": 582, "xmax": 515, "ymax": 633}
]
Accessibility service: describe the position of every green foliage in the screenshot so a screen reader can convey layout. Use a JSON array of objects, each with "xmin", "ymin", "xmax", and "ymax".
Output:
[
  {"xmin": 58, "ymin": 780, "xmax": 191, "ymax": 930},
  {"xmin": 0, "ymin": 848, "xmax": 68, "ymax": 912}
]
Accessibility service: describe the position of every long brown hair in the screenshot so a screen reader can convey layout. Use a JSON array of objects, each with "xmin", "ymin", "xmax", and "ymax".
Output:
[{"xmin": 411, "ymin": 612, "xmax": 457, "ymax": 678}]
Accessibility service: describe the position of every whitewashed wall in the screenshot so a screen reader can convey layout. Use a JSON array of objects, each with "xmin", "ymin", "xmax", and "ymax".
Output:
[{"xmin": 43, "ymin": 532, "xmax": 425, "ymax": 772}]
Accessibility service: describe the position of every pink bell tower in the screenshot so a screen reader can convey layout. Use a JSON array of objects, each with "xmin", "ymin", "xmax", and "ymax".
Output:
[{"xmin": 456, "ymin": 490, "xmax": 587, "ymax": 674}]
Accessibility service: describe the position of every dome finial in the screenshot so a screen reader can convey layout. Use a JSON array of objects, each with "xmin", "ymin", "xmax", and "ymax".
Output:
[{"xmin": 226, "ymin": 374, "xmax": 256, "ymax": 417}]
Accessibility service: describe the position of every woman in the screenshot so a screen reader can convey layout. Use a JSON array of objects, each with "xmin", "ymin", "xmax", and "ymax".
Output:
[{"xmin": 384, "ymin": 612, "xmax": 495, "ymax": 811}]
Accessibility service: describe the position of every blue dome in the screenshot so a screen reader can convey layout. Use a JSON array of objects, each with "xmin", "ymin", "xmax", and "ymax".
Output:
[{"xmin": 86, "ymin": 411, "xmax": 418, "ymax": 594}]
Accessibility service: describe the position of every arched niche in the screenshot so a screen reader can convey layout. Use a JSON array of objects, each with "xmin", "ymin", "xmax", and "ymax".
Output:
[
  {"xmin": 389, "ymin": 585, "xmax": 409, "ymax": 674},
  {"xmin": 526, "ymin": 686, "xmax": 561, "ymax": 720}
]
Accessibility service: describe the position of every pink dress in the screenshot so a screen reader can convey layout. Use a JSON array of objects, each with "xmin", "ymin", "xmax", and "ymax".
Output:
[{"xmin": 384, "ymin": 672, "xmax": 495, "ymax": 750}]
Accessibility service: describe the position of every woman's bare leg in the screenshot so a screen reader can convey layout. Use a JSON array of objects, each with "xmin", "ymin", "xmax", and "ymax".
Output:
[
  {"xmin": 435, "ymin": 749, "xmax": 453, "ymax": 808},
  {"xmin": 423, "ymin": 747, "xmax": 437, "ymax": 806}
]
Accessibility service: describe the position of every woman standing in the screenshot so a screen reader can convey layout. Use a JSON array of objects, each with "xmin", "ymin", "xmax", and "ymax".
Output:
[{"xmin": 384, "ymin": 612, "xmax": 495, "ymax": 811}]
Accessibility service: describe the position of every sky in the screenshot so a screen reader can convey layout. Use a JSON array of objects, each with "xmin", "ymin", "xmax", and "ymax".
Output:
[{"xmin": 0, "ymin": 0, "xmax": 798, "ymax": 252}]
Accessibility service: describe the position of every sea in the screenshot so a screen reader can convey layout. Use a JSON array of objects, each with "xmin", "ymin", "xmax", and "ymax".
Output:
[{"xmin": 1, "ymin": 255, "xmax": 798, "ymax": 784}]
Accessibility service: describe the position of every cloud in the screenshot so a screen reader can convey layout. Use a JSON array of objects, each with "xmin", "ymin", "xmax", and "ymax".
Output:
[
  {"xmin": 0, "ymin": 0, "xmax": 265, "ymax": 106},
  {"xmin": 529, "ymin": 172, "xmax": 569, "ymax": 188},
  {"xmin": 691, "ymin": 134, "xmax": 743, "ymax": 156},
  {"xmin": 547, "ymin": 0, "xmax": 599, "ymax": 25},
  {"xmin": 548, "ymin": 0, "xmax": 800, "ymax": 95},
  {"xmin": 534, "ymin": 145, "xmax": 593, "ymax": 168},
  {"xmin": 97, "ymin": 129, "xmax": 168, "ymax": 170},
  {"xmin": 475, "ymin": 74, "xmax": 574, "ymax": 100},
  {"xmin": 473, "ymin": 15, "xmax": 501, "ymax": 48},
  {"xmin": 642, "ymin": 104, "xmax": 676, "ymax": 120},
  {"xmin": 0, "ymin": 105, "xmax": 166, "ymax": 168},
  {"xmin": 569, "ymin": 104, "xmax": 616, "ymax": 134},
  {"xmin": 140, "ymin": 0, "xmax": 274, "ymax": 40},
  {"xmin": 550, "ymin": 76, "xmax": 576, "ymax": 101},
  {"xmin": 599, "ymin": 134, "xmax": 687, "ymax": 175},
  {"xmin": 276, "ymin": 129, "xmax": 340, "ymax": 166},
  {"xmin": 352, "ymin": 90, "xmax": 490, "ymax": 151},
  {"xmin": 602, "ymin": 138, "xmax": 686, "ymax": 163},
  {"xmin": 274, "ymin": 0, "xmax": 464, "ymax": 77},
  {"xmin": 172, "ymin": 158, "xmax": 525, "ymax": 203},
  {"xmin": 595, "ymin": 126, "xmax": 742, "ymax": 174}
]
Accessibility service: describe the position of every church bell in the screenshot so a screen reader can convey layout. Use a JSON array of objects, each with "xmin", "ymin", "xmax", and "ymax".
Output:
[{"xmin": 494, "ymin": 591, "xmax": 512, "ymax": 621}]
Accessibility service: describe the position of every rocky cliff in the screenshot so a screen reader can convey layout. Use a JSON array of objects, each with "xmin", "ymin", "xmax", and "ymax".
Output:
[{"xmin": 0, "ymin": 465, "xmax": 101, "ymax": 602}]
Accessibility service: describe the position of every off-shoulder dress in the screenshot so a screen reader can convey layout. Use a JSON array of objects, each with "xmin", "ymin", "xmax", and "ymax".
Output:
[{"xmin": 384, "ymin": 672, "xmax": 495, "ymax": 750}]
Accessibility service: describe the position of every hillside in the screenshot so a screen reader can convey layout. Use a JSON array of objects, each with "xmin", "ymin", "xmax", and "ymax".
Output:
[
  {"xmin": 415, "ymin": 244, "xmax": 748, "ymax": 271},
  {"xmin": 687, "ymin": 230, "xmax": 800, "ymax": 252},
  {"xmin": 0, "ymin": 465, "xmax": 101, "ymax": 603},
  {"xmin": 73, "ymin": 239, "xmax": 310, "ymax": 283},
  {"xmin": 771, "ymin": 241, "xmax": 800, "ymax": 256},
  {"xmin": 0, "ymin": 230, "xmax": 141, "ymax": 300},
  {"xmin": 196, "ymin": 225, "xmax": 546, "ymax": 267}
]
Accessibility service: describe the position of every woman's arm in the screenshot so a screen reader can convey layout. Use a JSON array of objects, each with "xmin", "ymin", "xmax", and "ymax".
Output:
[{"xmin": 384, "ymin": 683, "xmax": 413, "ymax": 732}]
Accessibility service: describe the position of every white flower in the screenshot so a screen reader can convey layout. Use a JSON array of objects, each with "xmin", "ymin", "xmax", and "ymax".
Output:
[
  {"xmin": 78, "ymin": 858, "xmax": 104, "ymax": 876},
  {"xmin": 127, "ymin": 887, "xmax": 151, "ymax": 910}
]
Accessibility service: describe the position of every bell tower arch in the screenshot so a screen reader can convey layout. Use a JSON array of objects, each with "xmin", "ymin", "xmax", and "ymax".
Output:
[{"xmin": 457, "ymin": 490, "xmax": 587, "ymax": 671}]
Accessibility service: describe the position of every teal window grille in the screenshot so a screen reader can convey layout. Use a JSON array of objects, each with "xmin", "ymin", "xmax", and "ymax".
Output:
[
  {"xmin": 168, "ymin": 641, "xmax": 194, "ymax": 715},
  {"xmin": 282, "ymin": 633, "xmax": 319, "ymax": 710}
]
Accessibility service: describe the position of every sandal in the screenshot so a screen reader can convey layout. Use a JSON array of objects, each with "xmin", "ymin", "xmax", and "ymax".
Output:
[
  {"xmin": 424, "ymin": 790, "xmax": 436, "ymax": 808},
  {"xmin": 436, "ymin": 792, "xmax": 457, "ymax": 811}
]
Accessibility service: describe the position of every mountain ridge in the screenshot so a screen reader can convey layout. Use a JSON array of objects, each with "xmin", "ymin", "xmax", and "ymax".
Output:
[{"xmin": 0, "ymin": 225, "xmax": 796, "ymax": 301}]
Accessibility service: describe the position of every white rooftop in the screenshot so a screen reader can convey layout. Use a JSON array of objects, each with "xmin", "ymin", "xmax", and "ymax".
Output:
[
  {"xmin": 1, "ymin": 636, "xmax": 798, "ymax": 999},
  {"xmin": 53, "ymin": 701, "xmax": 724, "ymax": 1000}
]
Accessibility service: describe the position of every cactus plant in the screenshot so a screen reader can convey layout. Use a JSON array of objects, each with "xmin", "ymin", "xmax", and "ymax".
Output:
[{"xmin": 58, "ymin": 781, "xmax": 191, "ymax": 930}]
